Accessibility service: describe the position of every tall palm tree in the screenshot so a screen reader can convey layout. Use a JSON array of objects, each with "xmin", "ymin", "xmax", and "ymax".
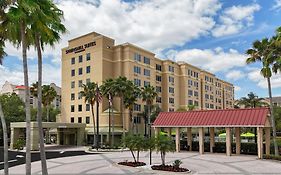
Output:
[
  {"xmin": 246, "ymin": 38, "xmax": 279, "ymax": 156},
  {"xmin": 30, "ymin": 1, "xmax": 66, "ymax": 174},
  {"xmin": 100, "ymin": 78, "xmax": 115, "ymax": 146},
  {"xmin": 238, "ymin": 92, "xmax": 268, "ymax": 108},
  {"xmin": 42, "ymin": 85, "xmax": 57, "ymax": 144},
  {"xmin": 111, "ymin": 76, "xmax": 134, "ymax": 138},
  {"xmin": 0, "ymin": 38, "xmax": 8, "ymax": 175},
  {"xmin": 141, "ymin": 85, "xmax": 158, "ymax": 133},
  {"xmin": 124, "ymin": 85, "xmax": 141, "ymax": 134},
  {"xmin": 81, "ymin": 82, "xmax": 98, "ymax": 147},
  {"xmin": 5, "ymin": 1, "xmax": 39, "ymax": 173}
]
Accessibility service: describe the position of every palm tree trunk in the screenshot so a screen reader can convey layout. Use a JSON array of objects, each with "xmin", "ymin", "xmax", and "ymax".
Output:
[
  {"xmin": 130, "ymin": 109, "xmax": 134, "ymax": 134},
  {"xmin": 35, "ymin": 34, "xmax": 48, "ymax": 175},
  {"xmin": 121, "ymin": 96, "xmax": 125, "ymax": 138},
  {"xmin": 91, "ymin": 104, "xmax": 96, "ymax": 146},
  {"xmin": 21, "ymin": 21, "xmax": 31, "ymax": 175},
  {"xmin": 0, "ymin": 103, "xmax": 8, "ymax": 175},
  {"xmin": 111, "ymin": 102, "xmax": 114, "ymax": 147},
  {"xmin": 46, "ymin": 105, "xmax": 50, "ymax": 143},
  {"xmin": 267, "ymin": 77, "xmax": 279, "ymax": 156},
  {"xmin": 130, "ymin": 149, "xmax": 136, "ymax": 163}
]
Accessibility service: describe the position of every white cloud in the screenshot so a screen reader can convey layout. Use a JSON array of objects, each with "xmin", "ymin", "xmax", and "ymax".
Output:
[
  {"xmin": 225, "ymin": 70, "xmax": 245, "ymax": 81},
  {"xmin": 212, "ymin": 3, "xmax": 260, "ymax": 37},
  {"xmin": 234, "ymin": 85, "xmax": 241, "ymax": 91},
  {"xmin": 247, "ymin": 69, "xmax": 281, "ymax": 89},
  {"xmin": 272, "ymin": 0, "xmax": 281, "ymax": 11},
  {"xmin": 170, "ymin": 47, "xmax": 247, "ymax": 73}
]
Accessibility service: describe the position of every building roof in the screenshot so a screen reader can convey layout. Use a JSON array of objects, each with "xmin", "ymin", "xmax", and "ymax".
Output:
[{"xmin": 153, "ymin": 108, "xmax": 270, "ymax": 127}]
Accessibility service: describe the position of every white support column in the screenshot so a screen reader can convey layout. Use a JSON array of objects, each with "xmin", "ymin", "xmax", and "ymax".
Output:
[
  {"xmin": 31, "ymin": 127, "xmax": 39, "ymax": 151},
  {"xmin": 154, "ymin": 127, "xmax": 160, "ymax": 137},
  {"xmin": 187, "ymin": 127, "xmax": 192, "ymax": 151},
  {"xmin": 235, "ymin": 127, "xmax": 241, "ymax": 155},
  {"xmin": 257, "ymin": 127, "xmax": 264, "ymax": 159},
  {"xmin": 198, "ymin": 127, "xmax": 204, "ymax": 154},
  {"xmin": 175, "ymin": 127, "xmax": 180, "ymax": 152},
  {"xmin": 167, "ymin": 128, "xmax": 172, "ymax": 138},
  {"xmin": 225, "ymin": 127, "xmax": 231, "ymax": 156},
  {"xmin": 210, "ymin": 127, "xmax": 215, "ymax": 153},
  {"xmin": 265, "ymin": 127, "xmax": 271, "ymax": 155}
]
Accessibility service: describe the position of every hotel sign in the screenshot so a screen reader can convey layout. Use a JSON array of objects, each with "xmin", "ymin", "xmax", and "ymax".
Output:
[{"xmin": 66, "ymin": 41, "xmax": 96, "ymax": 54}]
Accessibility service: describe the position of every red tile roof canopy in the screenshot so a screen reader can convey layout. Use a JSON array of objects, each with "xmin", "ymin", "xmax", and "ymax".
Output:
[{"xmin": 153, "ymin": 108, "xmax": 270, "ymax": 128}]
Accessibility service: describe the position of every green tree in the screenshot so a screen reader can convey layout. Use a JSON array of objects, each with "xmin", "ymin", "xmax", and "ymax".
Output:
[
  {"xmin": 122, "ymin": 134, "xmax": 146, "ymax": 162},
  {"xmin": 155, "ymin": 135, "xmax": 175, "ymax": 165},
  {"xmin": 141, "ymin": 85, "xmax": 158, "ymax": 136},
  {"xmin": 238, "ymin": 92, "xmax": 268, "ymax": 108},
  {"xmin": 246, "ymin": 38, "xmax": 279, "ymax": 156},
  {"xmin": 81, "ymin": 82, "xmax": 98, "ymax": 147},
  {"xmin": 111, "ymin": 76, "xmax": 134, "ymax": 138},
  {"xmin": 124, "ymin": 85, "xmax": 141, "ymax": 133}
]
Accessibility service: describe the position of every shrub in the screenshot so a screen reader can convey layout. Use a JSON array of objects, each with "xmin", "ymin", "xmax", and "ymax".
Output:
[
  {"xmin": 263, "ymin": 154, "xmax": 281, "ymax": 161},
  {"xmin": 173, "ymin": 160, "xmax": 182, "ymax": 168},
  {"xmin": 14, "ymin": 138, "xmax": 25, "ymax": 150},
  {"xmin": 155, "ymin": 135, "xmax": 175, "ymax": 165}
]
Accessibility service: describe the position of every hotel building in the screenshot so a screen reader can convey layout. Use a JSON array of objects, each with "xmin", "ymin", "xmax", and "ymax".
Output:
[{"xmin": 61, "ymin": 32, "xmax": 234, "ymax": 143}]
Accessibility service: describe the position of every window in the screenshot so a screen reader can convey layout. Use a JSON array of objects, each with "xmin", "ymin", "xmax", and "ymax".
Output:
[
  {"xmin": 86, "ymin": 78, "xmax": 90, "ymax": 84},
  {"xmin": 169, "ymin": 87, "xmax": 174, "ymax": 93},
  {"xmin": 71, "ymin": 57, "xmax": 75, "ymax": 65},
  {"xmin": 205, "ymin": 85, "xmax": 209, "ymax": 91},
  {"xmin": 144, "ymin": 81, "xmax": 150, "ymax": 87},
  {"xmin": 156, "ymin": 86, "xmax": 162, "ymax": 93},
  {"xmin": 194, "ymin": 91, "xmax": 199, "ymax": 97},
  {"xmin": 86, "ymin": 53, "xmax": 91, "ymax": 61},
  {"xmin": 134, "ymin": 79, "xmax": 141, "ymax": 86},
  {"xmin": 134, "ymin": 66, "xmax": 141, "ymax": 74},
  {"xmin": 79, "ymin": 55, "xmax": 83, "ymax": 63},
  {"xmin": 156, "ymin": 75, "xmax": 162, "ymax": 82},
  {"xmin": 71, "ymin": 69, "xmax": 75, "ymax": 77},
  {"xmin": 86, "ymin": 104, "xmax": 90, "ymax": 111},
  {"xmin": 194, "ymin": 72, "xmax": 199, "ymax": 78},
  {"xmin": 144, "ymin": 69, "xmax": 150, "ymax": 76},
  {"xmin": 78, "ymin": 117, "xmax": 82, "ymax": 123},
  {"xmin": 86, "ymin": 66, "xmax": 90, "ymax": 73},
  {"xmin": 205, "ymin": 94, "xmax": 209, "ymax": 99},
  {"xmin": 210, "ymin": 104, "xmax": 214, "ymax": 109},
  {"xmin": 78, "ymin": 105, "xmax": 82, "ymax": 112},
  {"xmin": 168, "ymin": 66, "xmax": 174, "ymax": 72},
  {"xmin": 169, "ymin": 98, "xmax": 174, "ymax": 104},
  {"xmin": 188, "ymin": 69, "xmax": 191, "ymax": 76},
  {"xmin": 79, "ymin": 80, "xmax": 83, "ymax": 87},
  {"xmin": 156, "ymin": 97, "xmax": 162, "ymax": 103},
  {"xmin": 194, "ymin": 81, "xmax": 199, "ymax": 88},
  {"xmin": 205, "ymin": 103, "xmax": 210, "ymax": 108},
  {"xmin": 86, "ymin": 116, "xmax": 90, "ymax": 124},
  {"xmin": 78, "ymin": 92, "xmax": 82, "ymax": 99},
  {"xmin": 71, "ymin": 117, "xmax": 74, "ymax": 123},
  {"xmin": 144, "ymin": 57, "xmax": 150, "ymax": 64},
  {"xmin": 169, "ymin": 76, "xmax": 174, "ymax": 83},
  {"xmin": 194, "ymin": 101, "xmax": 199, "ymax": 106},
  {"xmin": 71, "ymin": 81, "xmax": 75, "ymax": 88},
  {"xmin": 134, "ymin": 116, "xmax": 141, "ymax": 124},
  {"xmin": 156, "ymin": 64, "xmax": 162, "ymax": 71},
  {"xmin": 169, "ymin": 108, "xmax": 174, "ymax": 112},
  {"xmin": 71, "ymin": 105, "xmax": 75, "ymax": 112},
  {"xmin": 134, "ymin": 53, "xmax": 141, "ymax": 62},
  {"xmin": 210, "ymin": 95, "xmax": 214, "ymax": 100},
  {"xmin": 188, "ymin": 80, "xmax": 193, "ymax": 86},
  {"xmin": 79, "ymin": 68, "xmax": 83, "ymax": 75},
  {"xmin": 71, "ymin": 93, "xmax": 75, "ymax": 100},
  {"xmin": 188, "ymin": 100, "xmax": 193, "ymax": 105},
  {"xmin": 134, "ymin": 104, "xmax": 141, "ymax": 111},
  {"xmin": 188, "ymin": 90, "xmax": 193, "ymax": 96}
]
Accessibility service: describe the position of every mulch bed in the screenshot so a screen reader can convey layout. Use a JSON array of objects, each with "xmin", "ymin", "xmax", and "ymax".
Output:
[
  {"xmin": 118, "ymin": 161, "xmax": 146, "ymax": 167},
  {"xmin": 151, "ymin": 165, "xmax": 189, "ymax": 172}
]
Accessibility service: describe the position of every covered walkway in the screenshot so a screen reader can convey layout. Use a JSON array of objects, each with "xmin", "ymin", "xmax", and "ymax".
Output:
[{"xmin": 153, "ymin": 108, "xmax": 271, "ymax": 159}]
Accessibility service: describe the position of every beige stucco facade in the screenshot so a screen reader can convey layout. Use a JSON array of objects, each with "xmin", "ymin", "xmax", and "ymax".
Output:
[{"xmin": 61, "ymin": 32, "xmax": 234, "ymax": 141}]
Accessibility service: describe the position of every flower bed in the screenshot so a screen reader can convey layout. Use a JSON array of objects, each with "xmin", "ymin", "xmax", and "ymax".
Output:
[
  {"xmin": 151, "ymin": 165, "xmax": 189, "ymax": 172},
  {"xmin": 118, "ymin": 161, "xmax": 146, "ymax": 167}
]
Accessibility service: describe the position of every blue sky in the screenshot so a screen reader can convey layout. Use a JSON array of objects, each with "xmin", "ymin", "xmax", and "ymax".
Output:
[{"xmin": 1, "ymin": 0, "xmax": 281, "ymax": 99}]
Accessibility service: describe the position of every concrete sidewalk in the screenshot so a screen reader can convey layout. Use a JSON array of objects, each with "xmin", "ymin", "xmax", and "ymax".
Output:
[{"xmin": 1, "ymin": 151, "xmax": 281, "ymax": 175}]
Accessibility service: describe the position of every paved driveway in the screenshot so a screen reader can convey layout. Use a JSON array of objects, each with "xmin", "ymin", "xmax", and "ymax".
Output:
[{"xmin": 1, "ymin": 151, "xmax": 281, "ymax": 175}]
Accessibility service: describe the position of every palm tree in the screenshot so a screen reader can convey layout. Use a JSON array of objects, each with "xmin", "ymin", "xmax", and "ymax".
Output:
[
  {"xmin": 141, "ymin": 85, "xmax": 158, "ymax": 135},
  {"xmin": 246, "ymin": 38, "xmax": 279, "ymax": 156},
  {"xmin": 81, "ymin": 82, "xmax": 98, "ymax": 147},
  {"xmin": 42, "ymin": 85, "xmax": 57, "ymax": 144},
  {"xmin": 111, "ymin": 76, "xmax": 134, "ymax": 138},
  {"xmin": 5, "ymin": 2, "xmax": 40, "ymax": 173},
  {"xmin": 124, "ymin": 85, "xmax": 141, "ymax": 134},
  {"xmin": 155, "ymin": 135, "xmax": 175, "ymax": 165},
  {"xmin": 100, "ymin": 78, "xmax": 115, "ymax": 146},
  {"xmin": 0, "ymin": 39, "xmax": 8, "ymax": 175},
  {"xmin": 238, "ymin": 92, "xmax": 268, "ymax": 108}
]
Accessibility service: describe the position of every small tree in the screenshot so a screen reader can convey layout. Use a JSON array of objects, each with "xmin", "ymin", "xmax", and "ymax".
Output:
[
  {"xmin": 122, "ymin": 134, "xmax": 147, "ymax": 163},
  {"xmin": 122, "ymin": 134, "xmax": 137, "ymax": 162},
  {"xmin": 155, "ymin": 135, "xmax": 175, "ymax": 165}
]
